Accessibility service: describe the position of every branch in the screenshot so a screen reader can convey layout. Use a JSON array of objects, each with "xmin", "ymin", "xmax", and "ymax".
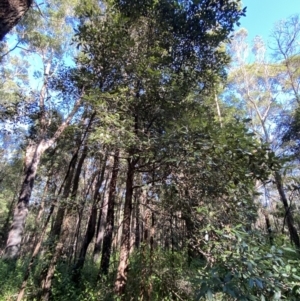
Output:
[
  {"xmin": 44, "ymin": 89, "xmax": 85, "ymax": 149},
  {"xmin": 0, "ymin": 40, "xmax": 21, "ymax": 61}
]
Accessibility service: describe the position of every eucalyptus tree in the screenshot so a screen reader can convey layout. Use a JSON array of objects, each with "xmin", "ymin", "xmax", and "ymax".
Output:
[
  {"xmin": 2, "ymin": 0, "xmax": 83, "ymax": 259},
  {"xmin": 226, "ymin": 27, "xmax": 300, "ymax": 250},
  {"xmin": 271, "ymin": 14, "xmax": 300, "ymax": 105},
  {"xmin": 76, "ymin": 0, "xmax": 245, "ymax": 295},
  {"xmin": 274, "ymin": 15, "xmax": 300, "ymax": 153}
]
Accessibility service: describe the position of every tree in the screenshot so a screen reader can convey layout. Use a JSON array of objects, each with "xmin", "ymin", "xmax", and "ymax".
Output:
[
  {"xmin": 0, "ymin": 0, "xmax": 32, "ymax": 41},
  {"xmin": 76, "ymin": 0, "xmax": 245, "ymax": 295},
  {"xmin": 3, "ymin": 0, "xmax": 82, "ymax": 259},
  {"xmin": 226, "ymin": 26, "xmax": 300, "ymax": 251}
]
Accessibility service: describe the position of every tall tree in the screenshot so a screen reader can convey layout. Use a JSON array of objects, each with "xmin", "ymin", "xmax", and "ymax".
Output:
[
  {"xmin": 227, "ymin": 27, "xmax": 300, "ymax": 250},
  {"xmin": 77, "ymin": 0, "xmax": 245, "ymax": 295},
  {"xmin": 3, "ymin": 0, "xmax": 82, "ymax": 258}
]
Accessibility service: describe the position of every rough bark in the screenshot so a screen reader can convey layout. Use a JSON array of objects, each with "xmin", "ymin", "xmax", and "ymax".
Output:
[
  {"xmin": 114, "ymin": 157, "xmax": 135, "ymax": 296},
  {"xmin": 40, "ymin": 156, "xmax": 77, "ymax": 301},
  {"xmin": 134, "ymin": 191, "xmax": 141, "ymax": 249},
  {"xmin": 94, "ymin": 172, "xmax": 112, "ymax": 262},
  {"xmin": 72, "ymin": 204, "xmax": 97, "ymax": 282},
  {"xmin": 0, "ymin": 0, "xmax": 32, "ymax": 40},
  {"xmin": 4, "ymin": 141, "xmax": 47, "ymax": 259},
  {"xmin": 72, "ymin": 158, "xmax": 107, "ymax": 278},
  {"xmin": 50, "ymin": 152, "xmax": 77, "ymax": 240},
  {"xmin": 4, "ymin": 94, "xmax": 83, "ymax": 259},
  {"xmin": 275, "ymin": 171, "xmax": 300, "ymax": 250},
  {"xmin": 99, "ymin": 150, "xmax": 120, "ymax": 275}
]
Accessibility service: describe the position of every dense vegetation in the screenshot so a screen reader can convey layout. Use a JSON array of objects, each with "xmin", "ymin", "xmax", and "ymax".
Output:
[{"xmin": 0, "ymin": 1, "xmax": 300, "ymax": 300}]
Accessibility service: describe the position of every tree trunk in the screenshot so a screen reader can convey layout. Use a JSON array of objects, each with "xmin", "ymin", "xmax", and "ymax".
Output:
[
  {"xmin": 94, "ymin": 172, "xmax": 112, "ymax": 262},
  {"xmin": 99, "ymin": 150, "xmax": 120, "ymax": 275},
  {"xmin": 4, "ymin": 140, "xmax": 46, "ymax": 258},
  {"xmin": 0, "ymin": 0, "xmax": 32, "ymax": 40},
  {"xmin": 72, "ymin": 204, "xmax": 97, "ymax": 282},
  {"xmin": 16, "ymin": 194, "xmax": 57, "ymax": 301},
  {"xmin": 275, "ymin": 171, "xmax": 300, "ymax": 250},
  {"xmin": 264, "ymin": 211, "xmax": 273, "ymax": 245},
  {"xmin": 40, "ymin": 156, "xmax": 78, "ymax": 300},
  {"xmin": 67, "ymin": 144, "xmax": 89, "ymax": 263},
  {"xmin": 50, "ymin": 152, "xmax": 77, "ymax": 240},
  {"xmin": 134, "ymin": 190, "xmax": 141, "ymax": 249},
  {"xmin": 4, "ymin": 94, "xmax": 83, "ymax": 259},
  {"xmin": 42, "ymin": 215, "xmax": 71, "ymax": 301},
  {"xmin": 114, "ymin": 157, "xmax": 135, "ymax": 296},
  {"xmin": 72, "ymin": 158, "xmax": 107, "ymax": 278}
]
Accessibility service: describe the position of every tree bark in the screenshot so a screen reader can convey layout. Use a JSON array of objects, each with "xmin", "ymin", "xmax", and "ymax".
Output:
[
  {"xmin": 4, "ymin": 140, "xmax": 47, "ymax": 259},
  {"xmin": 72, "ymin": 157, "xmax": 107, "ymax": 278},
  {"xmin": 94, "ymin": 170, "xmax": 112, "ymax": 262},
  {"xmin": 40, "ymin": 155, "xmax": 78, "ymax": 301},
  {"xmin": 4, "ymin": 94, "xmax": 83, "ymax": 259},
  {"xmin": 275, "ymin": 171, "xmax": 300, "ymax": 250},
  {"xmin": 0, "ymin": 0, "xmax": 32, "ymax": 40},
  {"xmin": 72, "ymin": 204, "xmax": 97, "ymax": 282},
  {"xmin": 114, "ymin": 156, "xmax": 135, "ymax": 296},
  {"xmin": 99, "ymin": 150, "xmax": 120, "ymax": 275}
]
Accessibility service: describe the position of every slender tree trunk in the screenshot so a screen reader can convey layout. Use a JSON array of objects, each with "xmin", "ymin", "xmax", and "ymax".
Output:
[
  {"xmin": 4, "ymin": 141, "xmax": 46, "ymax": 258},
  {"xmin": 42, "ymin": 215, "xmax": 71, "ymax": 301},
  {"xmin": 0, "ymin": 0, "xmax": 33, "ymax": 40},
  {"xmin": 113, "ymin": 190, "xmax": 125, "ymax": 252},
  {"xmin": 72, "ymin": 158, "xmax": 107, "ymax": 277},
  {"xmin": 135, "ymin": 190, "xmax": 141, "ymax": 249},
  {"xmin": 129, "ymin": 198, "xmax": 136, "ymax": 254},
  {"xmin": 41, "ymin": 115, "xmax": 96, "ymax": 298},
  {"xmin": 99, "ymin": 150, "xmax": 120, "ymax": 275},
  {"xmin": 38, "ymin": 153, "xmax": 77, "ymax": 300},
  {"xmin": 35, "ymin": 177, "xmax": 50, "ymax": 224},
  {"xmin": 68, "ymin": 144, "xmax": 89, "ymax": 263},
  {"xmin": 264, "ymin": 211, "xmax": 273, "ymax": 245},
  {"xmin": 50, "ymin": 152, "xmax": 78, "ymax": 240},
  {"xmin": 275, "ymin": 171, "xmax": 300, "ymax": 250},
  {"xmin": 4, "ymin": 95, "xmax": 82, "ymax": 259},
  {"xmin": 93, "ymin": 168, "xmax": 111, "ymax": 262},
  {"xmin": 72, "ymin": 204, "xmax": 97, "ymax": 282},
  {"xmin": 17, "ymin": 197, "xmax": 57, "ymax": 301},
  {"xmin": 94, "ymin": 173, "xmax": 111, "ymax": 261},
  {"xmin": 40, "ymin": 168, "xmax": 76, "ymax": 300},
  {"xmin": 114, "ymin": 157, "xmax": 135, "ymax": 296},
  {"xmin": 0, "ymin": 178, "xmax": 20, "ymax": 249}
]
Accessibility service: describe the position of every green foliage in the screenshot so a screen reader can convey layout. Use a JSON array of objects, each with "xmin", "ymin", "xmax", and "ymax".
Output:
[
  {"xmin": 195, "ymin": 226, "xmax": 300, "ymax": 301},
  {"xmin": 0, "ymin": 259, "xmax": 26, "ymax": 301},
  {"xmin": 1, "ymin": 3, "xmax": 300, "ymax": 301}
]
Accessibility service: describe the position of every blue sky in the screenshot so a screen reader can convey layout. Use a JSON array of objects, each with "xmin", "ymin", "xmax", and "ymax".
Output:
[{"xmin": 237, "ymin": 0, "xmax": 299, "ymax": 43}]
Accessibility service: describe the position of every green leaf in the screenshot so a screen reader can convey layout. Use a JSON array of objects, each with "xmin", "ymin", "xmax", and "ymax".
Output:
[{"xmin": 206, "ymin": 290, "xmax": 213, "ymax": 301}]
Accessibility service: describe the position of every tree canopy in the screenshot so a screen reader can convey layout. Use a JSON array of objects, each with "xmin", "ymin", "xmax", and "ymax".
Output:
[{"xmin": 1, "ymin": 1, "xmax": 300, "ymax": 301}]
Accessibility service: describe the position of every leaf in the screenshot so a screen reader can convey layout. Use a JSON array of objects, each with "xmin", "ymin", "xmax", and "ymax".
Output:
[
  {"xmin": 254, "ymin": 278, "xmax": 264, "ymax": 289},
  {"xmin": 292, "ymin": 274, "xmax": 300, "ymax": 281},
  {"xmin": 273, "ymin": 291, "xmax": 281, "ymax": 300},
  {"xmin": 248, "ymin": 278, "xmax": 254, "ymax": 288},
  {"xmin": 206, "ymin": 290, "xmax": 213, "ymax": 301},
  {"xmin": 282, "ymin": 247, "xmax": 297, "ymax": 253}
]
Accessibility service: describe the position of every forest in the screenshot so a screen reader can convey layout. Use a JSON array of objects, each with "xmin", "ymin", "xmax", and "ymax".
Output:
[{"xmin": 0, "ymin": 0, "xmax": 300, "ymax": 300}]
